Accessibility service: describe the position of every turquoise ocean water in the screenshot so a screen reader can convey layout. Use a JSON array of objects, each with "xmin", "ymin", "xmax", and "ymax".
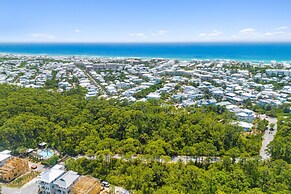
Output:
[{"xmin": 0, "ymin": 43, "xmax": 291, "ymax": 62}]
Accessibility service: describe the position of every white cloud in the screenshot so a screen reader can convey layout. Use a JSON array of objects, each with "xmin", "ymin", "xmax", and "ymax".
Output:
[
  {"xmin": 129, "ymin": 30, "xmax": 169, "ymax": 39},
  {"xmin": 274, "ymin": 26, "xmax": 288, "ymax": 31},
  {"xmin": 264, "ymin": 32, "xmax": 273, "ymax": 36},
  {"xmin": 199, "ymin": 33, "xmax": 207, "ymax": 37},
  {"xmin": 129, "ymin": 33, "xmax": 147, "ymax": 38},
  {"xmin": 264, "ymin": 31, "xmax": 285, "ymax": 36},
  {"xmin": 152, "ymin": 30, "xmax": 168, "ymax": 36},
  {"xmin": 31, "ymin": 33, "xmax": 56, "ymax": 39},
  {"xmin": 208, "ymin": 30, "xmax": 223, "ymax": 37},
  {"xmin": 199, "ymin": 30, "xmax": 223, "ymax": 37},
  {"xmin": 231, "ymin": 27, "xmax": 291, "ymax": 41},
  {"xmin": 239, "ymin": 28, "xmax": 256, "ymax": 34},
  {"xmin": 231, "ymin": 35, "xmax": 240, "ymax": 39},
  {"xmin": 75, "ymin": 29, "xmax": 81, "ymax": 33}
]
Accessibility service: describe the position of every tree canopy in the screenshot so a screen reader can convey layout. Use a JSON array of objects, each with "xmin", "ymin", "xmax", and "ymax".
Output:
[
  {"xmin": 66, "ymin": 157, "xmax": 291, "ymax": 194},
  {"xmin": 0, "ymin": 84, "xmax": 261, "ymax": 158},
  {"xmin": 1, "ymin": 84, "xmax": 289, "ymax": 193},
  {"xmin": 268, "ymin": 115, "xmax": 291, "ymax": 163}
]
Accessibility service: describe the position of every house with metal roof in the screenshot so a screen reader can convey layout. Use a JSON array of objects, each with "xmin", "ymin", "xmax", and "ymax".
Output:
[
  {"xmin": 53, "ymin": 171, "xmax": 80, "ymax": 194},
  {"xmin": 38, "ymin": 165, "xmax": 65, "ymax": 194}
]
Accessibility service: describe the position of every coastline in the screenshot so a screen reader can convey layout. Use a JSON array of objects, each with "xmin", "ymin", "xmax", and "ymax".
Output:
[
  {"xmin": 1, "ymin": 42, "xmax": 291, "ymax": 63},
  {"xmin": 1, "ymin": 52, "xmax": 291, "ymax": 64}
]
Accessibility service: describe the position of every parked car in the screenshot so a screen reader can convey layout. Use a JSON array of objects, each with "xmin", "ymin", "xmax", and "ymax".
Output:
[
  {"xmin": 31, "ymin": 165, "xmax": 37, "ymax": 170},
  {"xmin": 101, "ymin": 181, "xmax": 110, "ymax": 188}
]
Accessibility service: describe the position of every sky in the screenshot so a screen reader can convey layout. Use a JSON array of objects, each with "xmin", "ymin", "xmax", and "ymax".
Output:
[{"xmin": 1, "ymin": 0, "xmax": 291, "ymax": 42}]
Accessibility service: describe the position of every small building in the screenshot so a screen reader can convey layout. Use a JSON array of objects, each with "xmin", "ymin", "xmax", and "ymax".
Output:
[
  {"xmin": 237, "ymin": 112, "xmax": 249, "ymax": 122},
  {"xmin": 71, "ymin": 176, "xmax": 103, "ymax": 194},
  {"xmin": 231, "ymin": 96, "xmax": 244, "ymax": 105},
  {"xmin": 237, "ymin": 121, "xmax": 254, "ymax": 132},
  {"xmin": 0, "ymin": 157, "xmax": 29, "ymax": 182},
  {"xmin": 147, "ymin": 92, "xmax": 161, "ymax": 100},
  {"xmin": 200, "ymin": 74, "xmax": 213, "ymax": 81},
  {"xmin": 39, "ymin": 142, "xmax": 47, "ymax": 149},
  {"xmin": 211, "ymin": 90, "xmax": 224, "ymax": 97},
  {"xmin": 0, "ymin": 150, "xmax": 12, "ymax": 155},
  {"xmin": 182, "ymin": 99, "xmax": 195, "ymax": 107},
  {"xmin": 106, "ymin": 63, "xmax": 125, "ymax": 70},
  {"xmin": 86, "ymin": 65, "xmax": 94, "ymax": 71},
  {"xmin": 216, "ymin": 101, "xmax": 231, "ymax": 107},
  {"xmin": 241, "ymin": 109, "xmax": 255, "ymax": 123},
  {"xmin": 0, "ymin": 150, "xmax": 12, "ymax": 167}
]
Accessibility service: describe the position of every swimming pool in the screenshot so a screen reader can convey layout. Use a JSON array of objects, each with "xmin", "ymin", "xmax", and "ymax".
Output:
[{"xmin": 38, "ymin": 149, "xmax": 54, "ymax": 159}]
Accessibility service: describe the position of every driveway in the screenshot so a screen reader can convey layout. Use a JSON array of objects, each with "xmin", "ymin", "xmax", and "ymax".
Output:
[{"xmin": 28, "ymin": 161, "xmax": 46, "ymax": 172}]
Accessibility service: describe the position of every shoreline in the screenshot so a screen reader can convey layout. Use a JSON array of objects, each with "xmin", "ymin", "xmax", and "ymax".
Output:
[
  {"xmin": 1, "ymin": 52, "xmax": 291, "ymax": 64},
  {"xmin": 1, "ymin": 42, "xmax": 291, "ymax": 63}
]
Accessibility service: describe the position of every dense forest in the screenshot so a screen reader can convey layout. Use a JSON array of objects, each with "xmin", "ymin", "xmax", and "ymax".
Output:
[
  {"xmin": 268, "ymin": 115, "xmax": 291, "ymax": 163},
  {"xmin": 0, "ymin": 84, "xmax": 261, "ymax": 157},
  {"xmin": 0, "ymin": 84, "xmax": 290, "ymax": 193},
  {"xmin": 65, "ymin": 116, "xmax": 291, "ymax": 194},
  {"xmin": 66, "ymin": 157, "xmax": 291, "ymax": 194}
]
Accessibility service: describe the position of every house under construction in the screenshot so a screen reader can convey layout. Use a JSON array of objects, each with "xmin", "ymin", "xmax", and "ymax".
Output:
[
  {"xmin": 71, "ymin": 175, "xmax": 103, "ymax": 194},
  {"xmin": 0, "ymin": 157, "xmax": 29, "ymax": 182}
]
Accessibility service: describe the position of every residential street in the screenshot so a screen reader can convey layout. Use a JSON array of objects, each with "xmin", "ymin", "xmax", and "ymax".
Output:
[{"xmin": 259, "ymin": 115, "xmax": 278, "ymax": 160}]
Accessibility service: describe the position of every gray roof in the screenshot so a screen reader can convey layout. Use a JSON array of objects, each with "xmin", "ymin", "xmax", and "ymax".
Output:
[
  {"xmin": 0, "ymin": 153, "xmax": 11, "ymax": 163},
  {"xmin": 53, "ymin": 171, "xmax": 80, "ymax": 189},
  {"xmin": 39, "ymin": 142, "xmax": 47, "ymax": 146},
  {"xmin": 40, "ymin": 168, "xmax": 65, "ymax": 183},
  {"xmin": 216, "ymin": 101, "xmax": 231, "ymax": 106}
]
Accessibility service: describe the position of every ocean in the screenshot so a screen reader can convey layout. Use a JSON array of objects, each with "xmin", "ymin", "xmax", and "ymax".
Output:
[{"xmin": 0, "ymin": 43, "xmax": 291, "ymax": 62}]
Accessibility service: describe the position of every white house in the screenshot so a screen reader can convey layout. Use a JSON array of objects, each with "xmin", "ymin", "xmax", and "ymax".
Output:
[
  {"xmin": 232, "ymin": 121, "xmax": 254, "ymax": 132},
  {"xmin": 147, "ymin": 92, "xmax": 161, "ymax": 100},
  {"xmin": 38, "ymin": 165, "xmax": 65, "ymax": 194},
  {"xmin": 53, "ymin": 171, "xmax": 80, "ymax": 194}
]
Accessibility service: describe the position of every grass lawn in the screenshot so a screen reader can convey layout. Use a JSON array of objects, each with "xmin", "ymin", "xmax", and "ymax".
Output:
[{"xmin": 5, "ymin": 171, "xmax": 40, "ymax": 188}]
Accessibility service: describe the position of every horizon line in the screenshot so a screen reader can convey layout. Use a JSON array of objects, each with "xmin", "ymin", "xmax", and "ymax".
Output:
[{"xmin": 1, "ymin": 41, "xmax": 291, "ymax": 44}]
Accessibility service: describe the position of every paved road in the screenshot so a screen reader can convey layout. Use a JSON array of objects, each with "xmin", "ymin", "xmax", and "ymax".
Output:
[
  {"xmin": 2, "ymin": 177, "xmax": 39, "ymax": 194},
  {"xmin": 75, "ymin": 154, "xmax": 220, "ymax": 164},
  {"xmin": 81, "ymin": 68, "xmax": 104, "ymax": 94},
  {"xmin": 259, "ymin": 115, "xmax": 278, "ymax": 160}
]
